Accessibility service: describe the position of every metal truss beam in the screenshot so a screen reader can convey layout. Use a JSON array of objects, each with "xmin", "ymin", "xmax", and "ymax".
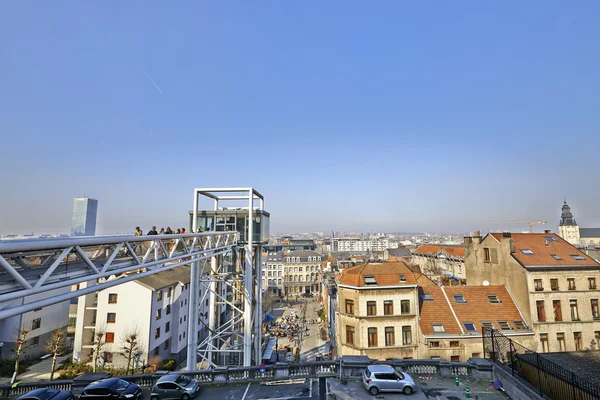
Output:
[{"xmin": 0, "ymin": 232, "xmax": 237, "ymax": 320}]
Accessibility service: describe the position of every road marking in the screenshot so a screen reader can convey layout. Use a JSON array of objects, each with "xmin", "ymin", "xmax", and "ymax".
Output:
[{"xmin": 241, "ymin": 382, "xmax": 251, "ymax": 400}]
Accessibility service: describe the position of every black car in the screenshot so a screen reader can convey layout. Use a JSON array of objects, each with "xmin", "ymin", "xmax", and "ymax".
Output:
[
  {"xmin": 79, "ymin": 378, "xmax": 142, "ymax": 400},
  {"xmin": 17, "ymin": 388, "xmax": 74, "ymax": 400}
]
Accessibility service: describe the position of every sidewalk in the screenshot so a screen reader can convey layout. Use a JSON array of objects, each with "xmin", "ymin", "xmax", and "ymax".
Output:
[{"xmin": 0, "ymin": 354, "xmax": 71, "ymax": 384}]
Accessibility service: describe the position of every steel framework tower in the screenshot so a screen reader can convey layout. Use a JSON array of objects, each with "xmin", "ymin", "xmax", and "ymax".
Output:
[{"xmin": 187, "ymin": 188, "xmax": 269, "ymax": 369}]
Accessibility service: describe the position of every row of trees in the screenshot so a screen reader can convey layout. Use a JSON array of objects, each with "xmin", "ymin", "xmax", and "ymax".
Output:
[{"xmin": 11, "ymin": 324, "xmax": 142, "ymax": 380}]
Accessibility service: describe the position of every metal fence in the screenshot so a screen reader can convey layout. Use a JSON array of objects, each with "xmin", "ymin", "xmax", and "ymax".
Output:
[{"xmin": 483, "ymin": 327, "xmax": 600, "ymax": 400}]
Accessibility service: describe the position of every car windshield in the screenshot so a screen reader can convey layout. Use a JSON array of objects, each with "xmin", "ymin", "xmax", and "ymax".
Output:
[
  {"xmin": 175, "ymin": 375, "xmax": 191, "ymax": 385},
  {"xmin": 23, "ymin": 389, "xmax": 60, "ymax": 400},
  {"xmin": 115, "ymin": 380, "xmax": 130, "ymax": 391}
]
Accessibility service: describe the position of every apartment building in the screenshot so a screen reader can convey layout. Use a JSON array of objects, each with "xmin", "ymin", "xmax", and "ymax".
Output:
[
  {"xmin": 333, "ymin": 261, "xmax": 534, "ymax": 362},
  {"xmin": 419, "ymin": 285, "xmax": 535, "ymax": 361},
  {"xmin": 332, "ymin": 237, "xmax": 399, "ymax": 252},
  {"xmin": 465, "ymin": 232, "xmax": 600, "ymax": 353},
  {"xmin": 73, "ymin": 266, "xmax": 219, "ymax": 369},
  {"xmin": 334, "ymin": 262, "xmax": 425, "ymax": 360},
  {"xmin": 0, "ymin": 287, "xmax": 70, "ymax": 359},
  {"xmin": 283, "ymin": 250, "xmax": 323, "ymax": 296},
  {"xmin": 411, "ymin": 245, "xmax": 465, "ymax": 282},
  {"xmin": 262, "ymin": 251, "xmax": 284, "ymax": 296}
]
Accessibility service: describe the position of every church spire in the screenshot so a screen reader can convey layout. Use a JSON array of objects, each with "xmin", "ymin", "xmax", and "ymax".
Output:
[{"xmin": 559, "ymin": 200, "xmax": 577, "ymax": 226}]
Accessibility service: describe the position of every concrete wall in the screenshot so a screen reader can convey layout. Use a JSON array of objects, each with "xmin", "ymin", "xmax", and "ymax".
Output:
[
  {"xmin": 493, "ymin": 364, "xmax": 544, "ymax": 400},
  {"xmin": 464, "ymin": 235, "xmax": 531, "ymax": 322},
  {"xmin": 96, "ymin": 281, "xmax": 152, "ymax": 368}
]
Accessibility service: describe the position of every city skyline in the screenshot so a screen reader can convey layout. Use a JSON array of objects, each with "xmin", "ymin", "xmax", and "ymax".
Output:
[{"xmin": 1, "ymin": 2, "xmax": 600, "ymax": 234}]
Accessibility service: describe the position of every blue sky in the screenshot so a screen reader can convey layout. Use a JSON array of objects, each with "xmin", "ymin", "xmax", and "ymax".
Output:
[{"xmin": 1, "ymin": 2, "xmax": 600, "ymax": 235}]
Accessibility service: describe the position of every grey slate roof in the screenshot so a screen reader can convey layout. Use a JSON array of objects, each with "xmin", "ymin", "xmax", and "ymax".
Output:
[
  {"xmin": 386, "ymin": 247, "xmax": 412, "ymax": 258},
  {"xmin": 266, "ymin": 251, "xmax": 284, "ymax": 262},
  {"xmin": 579, "ymin": 228, "xmax": 600, "ymax": 238},
  {"xmin": 286, "ymin": 250, "xmax": 322, "ymax": 258},
  {"xmin": 136, "ymin": 265, "xmax": 191, "ymax": 290}
]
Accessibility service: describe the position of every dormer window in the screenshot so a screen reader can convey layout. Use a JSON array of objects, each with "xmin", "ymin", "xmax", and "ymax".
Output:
[
  {"xmin": 399, "ymin": 274, "xmax": 406, "ymax": 282},
  {"xmin": 453, "ymin": 294, "xmax": 467, "ymax": 304},
  {"xmin": 487, "ymin": 294, "xmax": 501, "ymax": 304},
  {"xmin": 421, "ymin": 293, "xmax": 433, "ymax": 301},
  {"xmin": 521, "ymin": 249, "xmax": 534, "ymax": 255},
  {"xmin": 363, "ymin": 276, "xmax": 377, "ymax": 285},
  {"xmin": 432, "ymin": 324, "xmax": 445, "ymax": 333}
]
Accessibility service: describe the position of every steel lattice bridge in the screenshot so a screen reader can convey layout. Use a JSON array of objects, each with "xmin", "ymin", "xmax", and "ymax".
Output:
[
  {"xmin": 0, "ymin": 232, "xmax": 236, "ymax": 319},
  {"xmin": 0, "ymin": 188, "xmax": 266, "ymax": 370}
]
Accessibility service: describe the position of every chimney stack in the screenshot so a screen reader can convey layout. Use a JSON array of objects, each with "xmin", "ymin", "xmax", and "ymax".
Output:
[
  {"xmin": 544, "ymin": 229, "xmax": 551, "ymax": 234},
  {"xmin": 503, "ymin": 232, "xmax": 512, "ymax": 238}
]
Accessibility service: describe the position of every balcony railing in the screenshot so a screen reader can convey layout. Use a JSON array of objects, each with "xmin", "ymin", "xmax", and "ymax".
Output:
[{"xmin": 0, "ymin": 357, "xmax": 494, "ymax": 398}]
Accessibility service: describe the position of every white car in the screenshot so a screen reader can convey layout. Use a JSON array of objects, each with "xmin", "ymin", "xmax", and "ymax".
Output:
[{"xmin": 362, "ymin": 365, "xmax": 416, "ymax": 396}]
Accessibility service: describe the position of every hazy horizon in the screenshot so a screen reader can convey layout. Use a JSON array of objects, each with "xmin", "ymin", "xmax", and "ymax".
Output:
[{"xmin": 1, "ymin": 2, "xmax": 599, "ymax": 235}]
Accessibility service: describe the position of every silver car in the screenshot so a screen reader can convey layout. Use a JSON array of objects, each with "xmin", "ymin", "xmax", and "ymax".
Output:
[
  {"xmin": 151, "ymin": 373, "xmax": 200, "ymax": 400},
  {"xmin": 362, "ymin": 365, "xmax": 416, "ymax": 396}
]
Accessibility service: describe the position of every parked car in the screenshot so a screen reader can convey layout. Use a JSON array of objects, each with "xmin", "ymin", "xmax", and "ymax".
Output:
[
  {"xmin": 79, "ymin": 378, "xmax": 142, "ymax": 400},
  {"xmin": 362, "ymin": 365, "xmax": 416, "ymax": 396},
  {"xmin": 150, "ymin": 374, "xmax": 199, "ymax": 400},
  {"xmin": 17, "ymin": 388, "xmax": 74, "ymax": 400}
]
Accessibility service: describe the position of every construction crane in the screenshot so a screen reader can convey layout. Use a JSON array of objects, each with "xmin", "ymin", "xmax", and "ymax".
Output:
[{"xmin": 484, "ymin": 220, "xmax": 548, "ymax": 233}]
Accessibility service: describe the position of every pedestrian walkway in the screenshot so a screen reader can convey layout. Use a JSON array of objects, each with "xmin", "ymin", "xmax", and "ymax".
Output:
[{"xmin": 0, "ymin": 354, "xmax": 71, "ymax": 384}]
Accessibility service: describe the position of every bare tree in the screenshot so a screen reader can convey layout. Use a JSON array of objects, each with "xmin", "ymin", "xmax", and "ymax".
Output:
[
  {"xmin": 119, "ymin": 325, "xmax": 141, "ymax": 375},
  {"xmin": 13, "ymin": 329, "xmax": 30, "ymax": 378},
  {"xmin": 45, "ymin": 329, "xmax": 68, "ymax": 380},
  {"xmin": 262, "ymin": 292, "xmax": 275, "ymax": 314},
  {"xmin": 91, "ymin": 329, "xmax": 106, "ymax": 373}
]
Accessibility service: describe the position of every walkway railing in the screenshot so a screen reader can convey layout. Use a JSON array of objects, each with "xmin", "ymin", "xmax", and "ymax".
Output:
[{"xmin": 0, "ymin": 357, "xmax": 494, "ymax": 398}]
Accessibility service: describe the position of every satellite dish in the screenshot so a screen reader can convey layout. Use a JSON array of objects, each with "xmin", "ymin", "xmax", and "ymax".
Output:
[{"xmin": 483, "ymin": 280, "xmax": 490, "ymax": 286}]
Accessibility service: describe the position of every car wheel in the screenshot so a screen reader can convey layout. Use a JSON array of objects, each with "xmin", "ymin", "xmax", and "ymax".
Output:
[
  {"xmin": 403, "ymin": 386, "xmax": 414, "ymax": 395},
  {"xmin": 369, "ymin": 386, "xmax": 379, "ymax": 396},
  {"xmin": 181, "ymin": 394, "xmax": 190, "ymax": 400},
  {"xmin": 151, "ymin": 397, "xmax": 159, "ymax": 400}
]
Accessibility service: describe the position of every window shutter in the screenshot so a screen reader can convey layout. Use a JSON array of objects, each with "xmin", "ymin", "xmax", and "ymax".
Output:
[{"xmin": 491, "ymin": 248, "xmax": 498, "ymax": 264}]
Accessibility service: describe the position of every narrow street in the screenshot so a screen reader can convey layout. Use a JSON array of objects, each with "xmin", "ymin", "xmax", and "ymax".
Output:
[{"xmin": 265, "ymin": 296, "xmax": 329, "ymax": 363}]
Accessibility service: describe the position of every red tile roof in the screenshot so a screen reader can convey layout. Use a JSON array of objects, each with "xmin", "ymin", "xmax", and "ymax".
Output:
[
  {"xmin": 419, "ymin": 285, "xmax": 528, "ymax": 335},
  {"xmin": 414, "ymin": 245, "xmax": 465, "ymax": 258},
  {"xmin": 338, "ymin": 262, "xmax": 433, "ymax": 287},
  {"xmin": 488, "ymin": 233, "xmax": 599, "ymax": 267}
]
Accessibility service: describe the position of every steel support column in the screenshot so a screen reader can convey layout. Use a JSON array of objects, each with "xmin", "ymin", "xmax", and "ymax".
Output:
[
  {"xmin": 187, "ymin": 189, "xmax": 201, "ymax": 371},
  {"xmin": 244, "ymin": 190, "xmax": 254, "ymax": 367}
]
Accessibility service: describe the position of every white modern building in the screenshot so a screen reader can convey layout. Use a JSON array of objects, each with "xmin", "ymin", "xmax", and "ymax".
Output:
[
  {"xmin": 0, "ymin": 287, "xmax": 70, "ymax": 359},
  {"xmin": 331, "ymin": 237, "xmax": 399, "ymax": 252},
  {"xmin": 72, "ymin": 266, "xmax": 221, "ymax": 369}
]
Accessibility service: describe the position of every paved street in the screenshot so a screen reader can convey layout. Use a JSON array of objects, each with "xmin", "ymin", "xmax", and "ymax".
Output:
[{"xmin": 266, "ymin": 296, "xmax": 328, "ymax": 362}]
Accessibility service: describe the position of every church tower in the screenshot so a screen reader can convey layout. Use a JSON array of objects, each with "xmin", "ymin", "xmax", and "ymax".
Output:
[{"xmin": 558, "ymin": 200, "xmax": 580, "ymax": 245}]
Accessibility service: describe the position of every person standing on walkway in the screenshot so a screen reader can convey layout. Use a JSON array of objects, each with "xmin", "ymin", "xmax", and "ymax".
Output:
[
  {"xmin": 147, "ymin": 226, "xmax": 158, "ymax": 235},
  {"xmin": 133, "ymin": 227, "xmax": 143, "ymax": 236}
]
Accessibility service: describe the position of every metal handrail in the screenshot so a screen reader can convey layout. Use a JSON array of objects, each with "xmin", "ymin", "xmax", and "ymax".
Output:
[{"xmin": 0, "ymin": 232, "xmax": 235, "ymax": 254}]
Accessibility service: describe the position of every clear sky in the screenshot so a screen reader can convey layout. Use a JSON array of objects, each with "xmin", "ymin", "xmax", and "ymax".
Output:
[{"xmin": 1, "ymin": 2, "xmax": 600, "ymax": 235}]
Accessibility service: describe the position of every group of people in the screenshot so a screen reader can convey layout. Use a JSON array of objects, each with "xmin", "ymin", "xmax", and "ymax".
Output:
[
  {"xmin": 133, "ymin": 226, "xmax": 205, "ymax": 236},
  {"xmin": 266, "ymin": 310, "xmax": 302, "ymax": 339}
]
